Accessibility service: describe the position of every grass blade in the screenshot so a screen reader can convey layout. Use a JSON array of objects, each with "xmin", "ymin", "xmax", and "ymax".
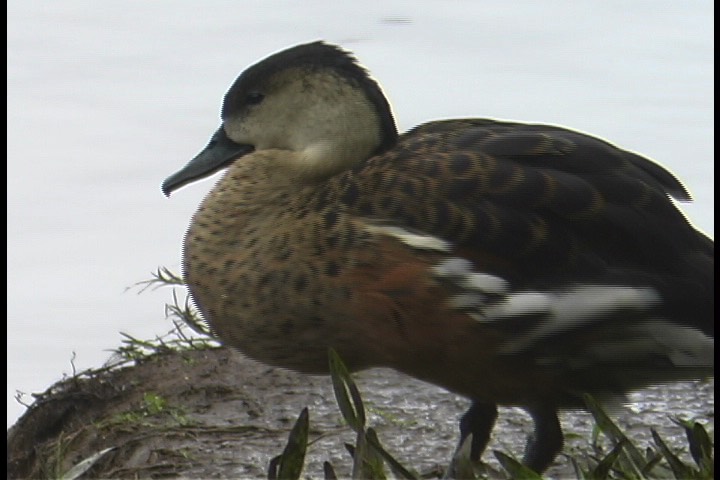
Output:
[
  {"xmin": 60, "ymin": 447, "xmax": 116, "ymax": 480},
  {"xmin": 651, "ymin": 428, "xmax": 694, "ymax": 480},
  {"xmin": 271, "ymin": 407, "xmax": 309, "ymax": 480},
  {"xmin": 328, "ymin": 348, "xmax": 366, "ymax": 432},
  {"xmin": 493, "ymin": 450, "xmax": 542, "ymax": 479}
]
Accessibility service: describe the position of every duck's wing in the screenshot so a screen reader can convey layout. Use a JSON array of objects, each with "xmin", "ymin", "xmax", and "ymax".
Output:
[{"xmin": 335, "ymin": 119, "xmax": 713, "ymax": 337}]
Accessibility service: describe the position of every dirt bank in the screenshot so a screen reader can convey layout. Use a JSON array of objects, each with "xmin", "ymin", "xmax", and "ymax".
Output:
[{"xmin": 7, "ymin": 346, "xmax": 714, "ymax": 479}]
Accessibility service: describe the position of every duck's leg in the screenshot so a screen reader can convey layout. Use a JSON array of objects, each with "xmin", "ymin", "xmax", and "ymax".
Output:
[
  {"xmin": 459, "ymin": 401, "xmax": 498, "ymax": 461},
  {"xmin": 523, "ymin": 404, "xmax": 563, "ymax": 473}
]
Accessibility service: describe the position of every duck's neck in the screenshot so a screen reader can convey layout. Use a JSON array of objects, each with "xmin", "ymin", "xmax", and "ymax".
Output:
[{"xmin": 277, "ymin": 103, "xmax": 383, "ymax": 182}]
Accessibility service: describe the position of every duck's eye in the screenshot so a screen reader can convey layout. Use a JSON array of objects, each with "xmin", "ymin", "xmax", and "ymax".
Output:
[{"xmin": 246, "ymin": 91, "xmax": 265, "ymax": 105}]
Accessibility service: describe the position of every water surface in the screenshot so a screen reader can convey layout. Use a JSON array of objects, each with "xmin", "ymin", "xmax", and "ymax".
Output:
[{"xmin": 7, "ymin": 0, "xmax": 714, "ymax": 428}]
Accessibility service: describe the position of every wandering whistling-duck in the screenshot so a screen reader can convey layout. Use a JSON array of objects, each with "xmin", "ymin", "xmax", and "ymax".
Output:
[{"xmin": 162, "ymin": 41, "xmax": 714, "ymax": 473}]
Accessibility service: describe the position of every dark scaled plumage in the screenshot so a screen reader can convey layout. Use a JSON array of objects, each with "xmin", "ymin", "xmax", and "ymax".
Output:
[{"xmin": 338, "ymin": 119, "xmax": 713, "ymax": 333}]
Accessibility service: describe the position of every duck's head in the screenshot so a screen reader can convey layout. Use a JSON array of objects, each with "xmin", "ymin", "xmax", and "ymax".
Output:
[{"xmin": 162, "ymin": 41, "xmax": 398, "ymax": 195}]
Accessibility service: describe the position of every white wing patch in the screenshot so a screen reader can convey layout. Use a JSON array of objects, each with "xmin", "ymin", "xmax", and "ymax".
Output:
[
  {"xmin": 488, "ymin": 286, "xmax": 659, "ymax": 321},
  {"xmin": 483, "ymin": 292, "xmax": 552, "ymax": 319},
  {"xmin": 431, "ymin": 258, "xmax": 509, "ymax": 294},
  {"xmin": 365, "ymin": 224, "xmax": 451, "ymax": 252},
  {"xmin": 461, "ymin": 273, "xmax": 510, "ymax": 295},
  {"xmin": 639, "ymin": 320, "xmax": 714, "ymax": 367},
  {"xmin": 494, "ymin": 285, "xmax": 660, "ymax": 354}
]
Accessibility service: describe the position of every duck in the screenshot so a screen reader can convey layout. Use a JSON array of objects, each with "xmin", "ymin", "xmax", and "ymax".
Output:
[{"xmin": 162, "ymin": 41, "xmax": 714, "ymax": 473}]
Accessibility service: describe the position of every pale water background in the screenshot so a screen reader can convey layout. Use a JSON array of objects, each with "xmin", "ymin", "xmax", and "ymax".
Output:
[{"xmin": 7, "ymin": 1, "xmax": 713, "ymax": 430}]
